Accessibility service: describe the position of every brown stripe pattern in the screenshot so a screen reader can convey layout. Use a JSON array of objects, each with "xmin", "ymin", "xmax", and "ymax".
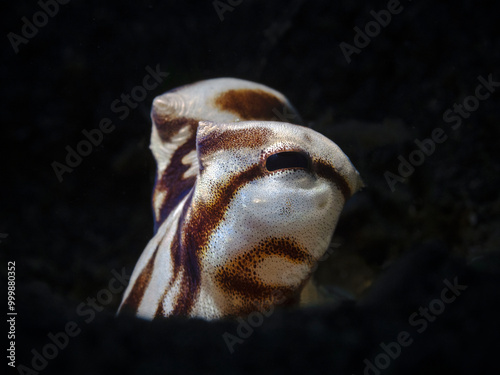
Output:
[
  {"xmin": 119, "ymin": 245, "xmax": 159, "ymax": 315},
  {"xmin": 214, "ymin": 237, "xmax": 314, "ymax": 315},
  {"xmin": 197, "ymin": 127, "xmax": 272, "ymax": 156},
  {"xmin": 153, "ymin": 118, "xmax": 198, "ymax": 230},
  {"xmin": 314, "ymin": 159, "xmax": 353, "ymax": 201},
  {"xmin": 214, "ymin": 89, "xmax": 286, "ymax": 120},
  {"xmin": 118, "ymin": 78, "xmax": 362, "ymax": 320}
]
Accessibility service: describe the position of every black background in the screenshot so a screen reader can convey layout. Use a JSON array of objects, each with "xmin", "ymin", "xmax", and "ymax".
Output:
[{"xmin": 2, "ymin": 0, "xmax": 500, "ymax": 374}]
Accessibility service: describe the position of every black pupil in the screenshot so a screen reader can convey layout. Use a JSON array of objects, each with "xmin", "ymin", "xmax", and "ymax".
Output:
[{"xmin": 265, "ymin": 152, "xmax": 309, "ymax": 171}]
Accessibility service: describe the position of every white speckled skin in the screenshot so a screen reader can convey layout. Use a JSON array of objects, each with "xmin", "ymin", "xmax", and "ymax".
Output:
[{"xmin": 118, "ymin": 78, "xmax": 362, "ymax": 320}]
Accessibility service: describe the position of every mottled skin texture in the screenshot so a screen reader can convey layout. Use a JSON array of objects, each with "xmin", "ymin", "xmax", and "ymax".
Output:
[{"xmin": 118, "ymin": 78, "xmax": 362, "ymax": 320}]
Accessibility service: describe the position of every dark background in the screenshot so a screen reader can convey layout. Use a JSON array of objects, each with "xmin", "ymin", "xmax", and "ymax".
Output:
[{"xmin": 2, "ymin": 0, "xmax": 500, "ymax": 374}]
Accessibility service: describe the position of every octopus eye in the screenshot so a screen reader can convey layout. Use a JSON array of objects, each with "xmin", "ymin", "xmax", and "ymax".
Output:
[{"xmin": 265, "ymin": 151, "xmax": 310, "ymax": 171}]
